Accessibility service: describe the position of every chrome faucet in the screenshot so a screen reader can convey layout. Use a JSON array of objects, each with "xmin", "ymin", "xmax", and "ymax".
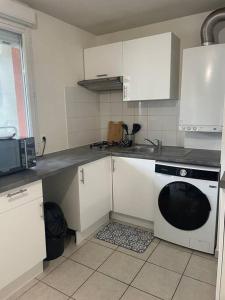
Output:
[{"xmin": 144, "ymin": 138, "xmax": 162, "ymax": 150}]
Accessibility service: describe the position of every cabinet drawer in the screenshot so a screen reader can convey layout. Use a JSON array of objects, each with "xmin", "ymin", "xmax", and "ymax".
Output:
[{"xmin": 0, "ymin": 180, "xmax": 43, "ymax": 214}]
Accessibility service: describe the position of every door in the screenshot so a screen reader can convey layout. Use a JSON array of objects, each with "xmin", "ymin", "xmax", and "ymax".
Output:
[
  {"xmin": 0, "ymin": 198, "xmax": 46, "ymax": 290},
  {"xmin": 84, "ymin": 42, "xmax": 123, "ymax": 80},
  {"xmin": 78, "ymin": 157, "xmax": 112, "ymax": 231},
  {"xmin": 158, "ymin": 181, "xmax": 211, "ymax": 230},
  {"xmin": 112, "ymin": 157, "xmax": 155, "ymax": 221},
  {"xmin": 123, "ymin": 32, "xmax": 179, "ymax": 101}
]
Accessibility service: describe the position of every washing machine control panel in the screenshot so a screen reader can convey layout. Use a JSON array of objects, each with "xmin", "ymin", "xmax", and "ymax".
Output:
[
  {"xmin": 180, "ymin": 169, "xmax": 187, "ymax": 177},
  {"xmin": 155, "ymin": 164, "xmax": 219, "ymax": 181}
]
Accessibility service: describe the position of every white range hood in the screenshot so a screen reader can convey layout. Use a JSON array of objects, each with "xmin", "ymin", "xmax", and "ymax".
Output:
[{"xmin": 179, "ymin": 43, "xmax": 225, "ymax": 133}]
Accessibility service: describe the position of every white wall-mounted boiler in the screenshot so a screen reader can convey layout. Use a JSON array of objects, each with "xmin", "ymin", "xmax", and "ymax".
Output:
[{"xmin": 179, "ymin": 44, "xmax": 225, "ymax": 133}]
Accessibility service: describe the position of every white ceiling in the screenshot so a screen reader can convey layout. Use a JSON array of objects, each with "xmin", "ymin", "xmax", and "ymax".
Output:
[{"xmin": 19, "ymin": 0, "xmax": 225, "ymax": 35}]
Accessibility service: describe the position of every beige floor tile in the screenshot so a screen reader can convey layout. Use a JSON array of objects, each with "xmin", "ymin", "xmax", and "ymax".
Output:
[
  {"xmin": 98, "ymin": 251, "xmax": 144, "ymax": 284},
  {"xmin": 117, "ymin": 238, "xmax": 160, "ymax": 261},
  {"xmin": 132, "ymin": 263, "xmax": 181, "ymax": 300},
  {"xmin": 184, "ymin": 255, "xmax": 217, "ymax": 285},
  {"xmin": 73, "ymin": 272, "xmax": 128, "ymax": 300},
  {"xmin": 19, "ymin": 282, "xmax": 68, "ymax": 300},
  {"xmin": 148, "ymin": 243, "xmax": 191, "ymax": 273},
  {"xmin": 160, "ymin": 240, "xmax": 192, "ymax": 253},
  {"xmin": 8, "ymin": 279, "xmax": 39, "ymax": 300},
  {"xmin": 42, "ymin": 259, "xmax": 93, "ymax": 296},
  {"xmin": 63, "ymin": 236, "xmax": 87, "ymax": 258},
  {"xmin": 121, "ymin": 287, "xmax": 159, "ymax": 300},
  {"xmin": 90, "ymin": 237, "xmax": 118, "ymax": 250},
  {"xmin": 193, "ymin": 250, "xmax": 218, "ymax": 261},
  {"xmin": 173, "ymin": 276, "xmax": 216, "ymax": 300},
  {"xmin": 37, "ymin": 256, "xmax": 66, "ymax": 280},
  {"xmin": 70, "ymin": 241, "xmax": 114, "ymax": 269}
]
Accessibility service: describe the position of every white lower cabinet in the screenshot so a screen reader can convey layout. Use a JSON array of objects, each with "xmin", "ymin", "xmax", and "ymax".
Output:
[
  {"xmin": 112, "ymin": 157, "xmax": 155, "ymax": 221},
  {"xmin": 78, "ymin": 157, "xmax": 112, "ymax": 231},
  {"xmin": 43, "ymin": 157, "xmax": 112, "ymax": 233},
  {"xmin": 0, "ymin": 181, "xmax": 46, "ymax": 290}
]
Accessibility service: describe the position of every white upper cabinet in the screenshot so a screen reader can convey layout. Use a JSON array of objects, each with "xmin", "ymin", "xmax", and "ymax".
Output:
[
  {"xmin": 123, "ymin": 32, "xmax": 180, "ymax": 101},
  {"xmin": 84, "ymin": 42, "xmax": 123, "ymax": 80}
]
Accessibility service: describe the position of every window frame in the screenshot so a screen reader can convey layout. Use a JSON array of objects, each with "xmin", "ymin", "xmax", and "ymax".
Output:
[{"xmin": 0, "ymin": 18, "xmax": 40, "ymax": 153}]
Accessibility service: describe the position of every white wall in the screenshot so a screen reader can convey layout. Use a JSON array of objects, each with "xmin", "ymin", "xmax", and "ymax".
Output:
[
  {"xmin": 65, "ymin": 86, "xmax": 101, "ymax": 148},
  {"xmin": 96, "ymin": 11, "xmax": 225, "ymax": 149},
  {"xmin": 31, "ymin": 11, "xmax": 97, "ymax": 154}
]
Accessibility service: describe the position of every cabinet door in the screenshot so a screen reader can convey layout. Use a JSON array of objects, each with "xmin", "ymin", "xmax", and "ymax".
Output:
[
  {"xmin": 84, "ymin": 42, "xmax": 123, "ymax": 80},
  {"xmin": 78, "ymin": 157, "xmax": 112, "ymax": 231},
  {"xmin": 112, "ymin": 157, "xmax": 155, "ymax": 221},
  {"xmin": 0, "ymin": 198, "xmax": 46, "ymax": 290},
  {"xmin": 123, "ymin": 32, "xmax": 179, "ymax": 101}
]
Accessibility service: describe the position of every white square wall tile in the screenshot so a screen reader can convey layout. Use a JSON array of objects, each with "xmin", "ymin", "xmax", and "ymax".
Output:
[
  {"xmin": 135, "ymin": 130, "xmax": 148, "ymax": 144},
  {"xmin": 134, "ymin": 116, "xmax": 148, "ymax": 131},
  {"xmin": 111, "ymin": 115, "xmax": 123, "ymax": 122},
  {"xmin": 147, "ymin": 131, "xmax": 162, "ymax": 143},
  {"xmin": 148, "ymin": 115, "xmax": 177, "ymax": 131},
  {"xmin": 110, "ymin": 91, "xmax": 123, "ymax": 102},
  {"xmin": 99, "ymin": 92, "xmax": 110, "ymax": 103},
  {"xmin": 122, "ymin": 102, "xmax": 135, "ymax": 116},
  {"xmin": 134, "ymin": 101, "xmax": 148, "ymax": 116},
  {"xmin": 148, "ymin": 100, "xmax": 178, "ymax": 116},
  {"xmin": 74, "ymin": 86, "xmax": 99, "ymax": 103},
  {"xmin": 111, "ymin": 102, "xmax": 123, "ymax": 115},
  {"xmin": 100, "ymin": 102, "xmax": 111, "ymax": 116},
  {"xmin": 100, "ymin": 116, "xmax": 111, "ymax": 129},
  {"xmin": 162, "ymin": 131, "xmax": 177, "ymax": 146}
]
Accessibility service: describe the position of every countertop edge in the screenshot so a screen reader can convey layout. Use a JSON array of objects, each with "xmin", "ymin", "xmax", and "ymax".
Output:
[{"xmin": 220, "ymin": 172, "xmax": 225, "ymax": 189}]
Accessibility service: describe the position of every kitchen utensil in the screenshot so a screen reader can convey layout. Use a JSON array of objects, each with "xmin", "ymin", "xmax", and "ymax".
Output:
[
  {"xmin": 122, "ymin": 124, "xmax": 129, "ymax": 135},
  {"xmin": 107, "ymin": 121, "xmax": 123, "ymax": 143},
  {"xmin": 132, "ymin": 123, "xmax": 141, "ymax": 134}
]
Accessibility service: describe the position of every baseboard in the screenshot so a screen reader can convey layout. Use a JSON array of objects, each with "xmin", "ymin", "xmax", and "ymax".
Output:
[
  {"xmin": 110, "ymin": 212, "xmax": 154, "ymax": 231},
  {"xmin": 76, "ymin": 214, "xmax": 110, "ymax": 244},
  {"xmin": 0, "ymin": 262, "xmax": 43, "ymax": 300}
]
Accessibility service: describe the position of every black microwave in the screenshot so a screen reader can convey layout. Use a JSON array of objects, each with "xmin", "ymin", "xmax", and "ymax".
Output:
[{"xmin": 0, "ymin": 137, "xmax": 36, "ymax": 177}]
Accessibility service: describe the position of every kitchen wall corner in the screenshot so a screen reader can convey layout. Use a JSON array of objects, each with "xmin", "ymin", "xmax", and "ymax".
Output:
[{"xmin": 65, "ymin": 86, "xmax": 101, "ymax": 148}]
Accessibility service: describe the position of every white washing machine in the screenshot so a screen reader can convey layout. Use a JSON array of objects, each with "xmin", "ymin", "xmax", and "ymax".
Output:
[{"xmin": 154, "ymin": 162, "xmax": 220, "ymax": 254}]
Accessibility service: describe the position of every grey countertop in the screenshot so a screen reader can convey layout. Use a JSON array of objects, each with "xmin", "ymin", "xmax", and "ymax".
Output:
[{"xmin": 0, "ymin": 145, "xmax": 221, "ymax": 194}]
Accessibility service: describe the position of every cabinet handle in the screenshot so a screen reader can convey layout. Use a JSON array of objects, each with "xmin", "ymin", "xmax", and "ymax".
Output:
[
  {"xmin": 123, "ymin": 85, "xmax": 128, "ymax": 100},
  {"xmin": 7, "ymin": 189, "xmax": 27, "ymax": 199},
  {"xmin": 112, "ymin": 159, "xmax": 115, "ymax": 172},
  {"xmin": 80, "ymin": 168, "xmax": 85, "ymax": 184},
  {"xmin": 96, "ymin": 74, "xmax": 108, "ymax": 77},
  {"xmin": 40, "ymin": 203, "xmax": 44, "ymax": 218}
]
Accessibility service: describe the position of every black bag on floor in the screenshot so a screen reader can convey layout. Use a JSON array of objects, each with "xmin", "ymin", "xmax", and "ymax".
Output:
[{"xmin": 44, "ymin": 202, "xmax": 67, "ymax": 261}]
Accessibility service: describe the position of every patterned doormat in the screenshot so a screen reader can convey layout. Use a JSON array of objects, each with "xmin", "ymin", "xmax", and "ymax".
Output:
[{"xmin": 96, "ymin": 222, "xmax": 154, "ymax": 253}]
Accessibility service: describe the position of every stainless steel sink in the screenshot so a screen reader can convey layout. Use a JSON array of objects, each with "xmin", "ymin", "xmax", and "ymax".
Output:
[{"xmin": 126, "ymin": 145, "xmax": 157, "ymax": 153}]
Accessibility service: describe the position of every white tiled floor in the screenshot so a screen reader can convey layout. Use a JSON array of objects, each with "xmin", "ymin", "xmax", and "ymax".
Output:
[{"xmin": 9, "ymin": 232, "xmax": 217, "ymax": 300}]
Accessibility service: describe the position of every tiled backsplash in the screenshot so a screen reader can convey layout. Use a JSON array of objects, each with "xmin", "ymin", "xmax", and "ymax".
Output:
[
  {"xmin": 100, "ymin": 91, "xmax": 183, "ymax": 146},
  {"xmin": 65, "ymin": 87, "xmax": 220, "ymax": 150},
  {"xmin": 65, "ymin": 86, "xmax": 101, "ymax": 148}
]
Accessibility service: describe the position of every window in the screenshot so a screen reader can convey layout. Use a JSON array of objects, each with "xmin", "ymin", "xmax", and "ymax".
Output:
[{"xmin": 0, "ymin": 28, "xmax": 31, "ymax": 139}]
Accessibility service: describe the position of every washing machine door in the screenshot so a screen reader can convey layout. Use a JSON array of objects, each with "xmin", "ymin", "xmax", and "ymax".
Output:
[{"xmin": 158, "ymin": 181, "xmax": 211, "ymax": 231}]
